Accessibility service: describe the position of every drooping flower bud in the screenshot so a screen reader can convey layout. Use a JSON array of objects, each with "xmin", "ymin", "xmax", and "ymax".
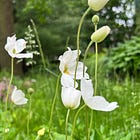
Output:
[
  {"xmin": 88, "ymin": 0, "xmax": 109, "ymax": 11},
  {"xmin": 92, "ymin": 15, "xmax": 99, "ymax": 25},
  {"xmin": 91, "ymin": 26, "xmax": 111, "ymax": 43}
]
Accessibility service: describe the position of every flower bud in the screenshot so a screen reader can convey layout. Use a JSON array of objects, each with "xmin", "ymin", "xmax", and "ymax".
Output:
[
  {"xmin": 91, "ymin": 26, "xmax": 111, "ymax": 43},
  {"xmin": 92, "ymin": 15, "xmax": 99, "ymax": 25},
  {"xmin": 61, "ymin": 87, "xmax": 81, "ymax": 109},
  {"xmin": 88, "ymin": 0, "xmax": 109, "ymax": 11}
]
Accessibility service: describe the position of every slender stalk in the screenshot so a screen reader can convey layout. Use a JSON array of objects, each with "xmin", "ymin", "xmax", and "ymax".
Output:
[
  {"xmin": 71, "ymin": 104, "xmax": 86, "ymax": 140},
  {"xmin": 65, "ymin": 109, "xmax": 70, "ymax": 140},
  {"xmin": 4, "ymin": 57, "xmax": 14, "ymax": 140},
  {"xmin": 74, "ymin": 7, "xmax": 91, "ymax": 86},
  {"xmin": 27, "ymin": 94, "xmax": 32, "ymax": 137},
  {"xmin": 5, "ymin": 58, "xmax": 14, "ymax": 111},
  {"xmin": 48, "ymin": 74, "xmax": 61, "ymax": 136},
  {"xmin": 88, "ymin": 111, "xmax": 93, "ymax": 139},
  {"xmin": 88, "ymin": 24, "xmax": 98, "ymax": 139},
  {"xmin": 30, "ymin": 19, "xmax": 47, "ymax": 69},
  {"xmin": 94, "ymin": 24, "xmax": 98, "ymax": 96}
]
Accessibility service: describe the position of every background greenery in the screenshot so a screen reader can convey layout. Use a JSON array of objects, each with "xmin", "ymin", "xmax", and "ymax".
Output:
[
  {"xmin": 0, "ymin": 0, "xmax": 140, "ymax": 139},
  {"xmin": 13, "ymin": 0, "xmax": 135, "ymax": 60}
]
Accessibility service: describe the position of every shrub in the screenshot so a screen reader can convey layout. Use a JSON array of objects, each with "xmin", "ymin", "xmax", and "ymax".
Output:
[{"xmin": 106, "ymin": 36, "xmax": 140, "ymax": 77}]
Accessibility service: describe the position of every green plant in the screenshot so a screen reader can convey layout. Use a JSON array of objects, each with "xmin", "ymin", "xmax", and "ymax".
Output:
[{"xmin": 106, "ymin": 36, "xmax": 140, "ymax": 77}]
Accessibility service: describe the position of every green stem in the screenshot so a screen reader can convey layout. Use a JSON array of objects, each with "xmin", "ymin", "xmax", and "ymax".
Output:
[
  {"xmin": 30, "ymin": 19, "xmax": 47, "ymax": 69},
  {"xmin": 65, "ymin": 109, "xmax": 70, "ymax": 140},
  {"xmin": 48, "ymin": 74, "xmax": 61, "ymax": 136},
  {"xmin": 34, "ymin": 135, "xmax": 40, "ymax": 140},
  {"xmin": 5, "ymin": 58, "xmax": 14, "ymax": 111},
  {"xmin": 74, "ymin": 7, "xmax": 91, "ymax": 86},
  {"xmin": 71, "ymin": 104, "xmax": 86, "ymax": 140},
  {"xmin": 27, "ymin": 94, "xmax": 32, "ymax": 137},
  {"xmin": 88, "ymin": 24, "xmax": 98, "ymax": 139},
  {"xmin": 88, "ymin": 110, "xmax": 93, "ymax": 139},
  {"xmin": 83, "ymin": 41, "xmax": 93, "ymax": 77},
  {"xmin": 4, "ymin": 57, "xmax": 14, "ymax": 140},
  {"xmin": 94, "ymin": 24, "xmax": 98, "ymax": 96}
]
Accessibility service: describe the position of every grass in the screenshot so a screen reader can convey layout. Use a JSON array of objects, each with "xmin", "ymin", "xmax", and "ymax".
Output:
[{"xmin": 0, "ymin": 66, "xmax": 140, "ymax": 140}]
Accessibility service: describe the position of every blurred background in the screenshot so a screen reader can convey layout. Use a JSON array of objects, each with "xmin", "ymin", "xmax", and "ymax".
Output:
[{"xmin": 0, "ymin": 0, "xmax": 139, "ymax": 78}]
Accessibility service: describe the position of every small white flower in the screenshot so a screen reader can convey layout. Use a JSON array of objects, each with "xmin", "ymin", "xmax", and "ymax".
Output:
[
  {"xmin": 5, "ymin": 35, "xmax": 33, "ymax": 58},
  {"xmin": 81, "ymin": 78, "xmax": 118, "ymax": 111},
  {"xmin": 58, "ymin": 47, "xmax": 89, "ymax": 79},
  {"xmin": 88, "ymin": 0, "xmax": 109, "ymax": 11},
  {"xmin": 61, "ymin": 87, "xmax": 81, "ymax": 109},
  {"xmin": 11, "ymin": 86, "xmax": 28, "ymax": 105}
]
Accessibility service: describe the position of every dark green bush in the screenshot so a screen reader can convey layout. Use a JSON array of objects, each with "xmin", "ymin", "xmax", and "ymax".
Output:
[{"xmin": 106, "ymin": 36, "xmax": 140, "ymax": 77}]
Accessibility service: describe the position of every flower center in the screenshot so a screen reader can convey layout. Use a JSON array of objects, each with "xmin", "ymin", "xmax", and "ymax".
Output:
[
  {"xmin": 12, "ymin": 49, "xmax": 16, "ymax": 54},
  {"xmin": 64, "ymin": 66, "xmax": 70, "ymax": 75}
]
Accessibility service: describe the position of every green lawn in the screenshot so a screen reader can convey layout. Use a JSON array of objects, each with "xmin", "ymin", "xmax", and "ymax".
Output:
[{"xmin": 0, "ymin": 68, "xmax": 140, "ymax": 140}]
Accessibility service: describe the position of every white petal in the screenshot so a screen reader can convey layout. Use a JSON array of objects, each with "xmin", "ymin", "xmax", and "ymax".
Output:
[
  {"xmin": 15, "ymin": 53, "xmax": 33, "ymax": 58},
  {"xmin": 81, "ymin": 78, "xmax": 94, "ymax": 98},
  {"xmin": 61, "ymin": 87, "xmax": 81, "ymax": 109},
  {"xmin": 11, "ymin": 87, "xmax": 28, "ymax": 105},
  {"xmin": 84, "ymin": 96, "xmax": 118, "ymax": 112},
  {"xmin": 61, "ymin": 74, "xmax": 78, "ymax": 88},
  {"xmin": 15, "ymin": 39, "xmax": 26, "ymax": 53}
]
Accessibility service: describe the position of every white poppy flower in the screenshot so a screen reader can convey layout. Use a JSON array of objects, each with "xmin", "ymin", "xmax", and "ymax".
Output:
[
  {"xmin": 61, "ymin": 74, "xmax": 78, "ymax": 88},
  {"xmin": 11, "ymin": 86, "xmax": 28, "ymax": 105},
  {"xmin": 58, "ymin": 47, "xmax": 89, "ymax": 79},
  {"xmin": 81, "ymin": 78, "xmax": 118, "ymax": 111},
  {"xmin": 61, "ymin": 87, "xmax": 81, "ymax": 109},
  {"xmin": 5, "ymin": 35, "xmax": 33, "ymax": 58},
  {"xmin": 88, "ymin": 0, "xmax": 109, "ymax": 11}
]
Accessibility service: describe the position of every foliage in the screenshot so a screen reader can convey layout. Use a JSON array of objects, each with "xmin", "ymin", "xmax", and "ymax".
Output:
[
  {"xmin": 0, "ymin": 69, "xmax": 140, "ymax": 139},
  {"xmin": 13, "ymin": 0, "xmax": 135, "ymax": 61},
  {"xmin": 106, "ymin": 36, "xmax": 140, "ymax": 77}
]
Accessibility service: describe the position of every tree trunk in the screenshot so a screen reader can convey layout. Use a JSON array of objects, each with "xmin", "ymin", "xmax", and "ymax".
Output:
[{"xmin": 0, "ymin": 0, "xmax": 23, "ymax": 75}]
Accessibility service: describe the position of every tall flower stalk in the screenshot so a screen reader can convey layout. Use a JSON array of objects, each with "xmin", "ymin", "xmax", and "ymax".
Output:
[
  {"xmin": 88, "ymin": 18, "xmax": 98, "ymax": 139},
  {"xmin": 74, "ymin": 7, "xmax": 91, "ymax": 86},
  {"xmin": 48, "ymin": 74, "xmax": 61, "ymax": 138},
  {"xmin": 65, "ymin": 109, "xmax": 70, "ymax": 140}
]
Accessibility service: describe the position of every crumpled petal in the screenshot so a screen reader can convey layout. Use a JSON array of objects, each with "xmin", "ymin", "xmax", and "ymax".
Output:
[
  {"xmin": 15, "ymin": 39, "xmax": 26, "ymax": 53},
  {"xmin": 61, "ymin": 74, "xmax": 78, "ymax": 88},
  {"xmin": 61, "ymin": 87, "xmax": 81, "ymax": 109},
  {"xmin": 58, "ymin": 48, "xmax": 88, "ymax": 80},
  {"xmin": 11, "ymin": 86, "xmax": 28, "ymax": 105},
  {"xmin": 81, "ymin": 78, "xmax": 93, "ymax": 98},
  {"xmin": 81, "ymin": 78, "xmax": 118, "ymax": 112},
  {"xmin": 84, "ymin": 96, "xmax": 119, "ymax": 111}
]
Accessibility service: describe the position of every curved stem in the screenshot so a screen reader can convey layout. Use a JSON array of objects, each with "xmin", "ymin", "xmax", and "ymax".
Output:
[
  {"xmin": 74, "ymin": 7, "xmax": 91, "ymax": 86},
  {"xmin": 83, "ymin": 41, "xmax": 93, "ymax": 77},
  {"xmin": 71, "ymin": 104, "xmax": 86, "ymax": 140},
  {"xmin": 48, "ymin": 74, "xmax": 61, "ymax": 136},
  {"xmin": 31, "ymin": 19, "xmax": 47, "ymax": 69},
  {"xmin": 65, "ymin": 109, "xmax": 70, "ymax": 140}
]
